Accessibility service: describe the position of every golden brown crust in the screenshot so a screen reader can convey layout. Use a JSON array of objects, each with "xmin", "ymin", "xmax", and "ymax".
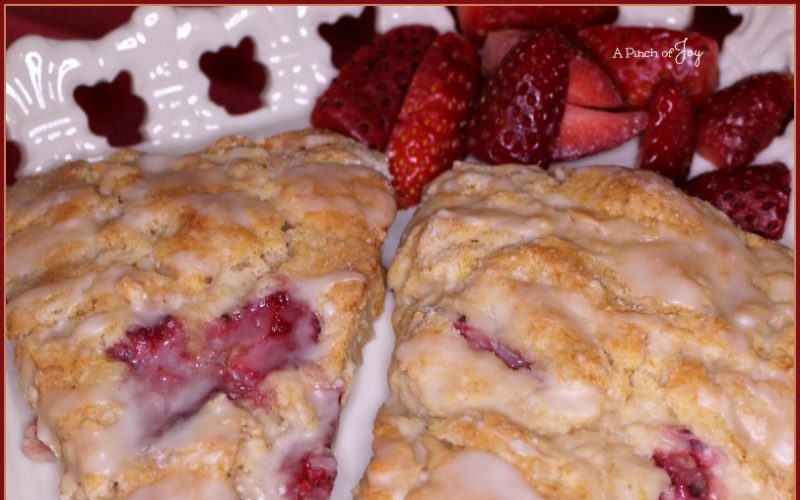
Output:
[
  {"xmin": 6, "ymin": 129, "xmax": 396, "ymax": 499},
  {"xmin": 358, "ymin": 162, "xmax": 794, "ymax": 499}
]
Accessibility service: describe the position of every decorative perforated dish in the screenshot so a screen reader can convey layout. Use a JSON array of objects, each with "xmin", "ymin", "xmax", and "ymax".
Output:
[{"xmin": 4, "ymin": 6, "xmax": 795, "ymax": 500}]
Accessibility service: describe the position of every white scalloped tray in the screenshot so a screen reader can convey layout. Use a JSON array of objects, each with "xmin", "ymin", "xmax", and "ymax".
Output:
[{"xmin": 4, "ymin": 6, "xmax": 795, "ymax": 500}]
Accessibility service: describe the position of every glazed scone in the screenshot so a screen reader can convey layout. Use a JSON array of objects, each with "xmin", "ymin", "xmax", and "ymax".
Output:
[
  {"xmin": 358, "ymin": 162, "xmax": 794, "ymax": 499},
  {"xmin": 5, "ymin": 129, "xmax": 396, "ymax": 499}
]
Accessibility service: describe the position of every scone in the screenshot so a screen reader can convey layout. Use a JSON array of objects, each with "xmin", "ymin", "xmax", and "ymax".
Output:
[
  {"xmin": 5, "ymin": 129, "xmax": 396, "ymax": 499},
  {"xmin": 358, "ymin": 162, "xmax": 794, "ymax": 499}
]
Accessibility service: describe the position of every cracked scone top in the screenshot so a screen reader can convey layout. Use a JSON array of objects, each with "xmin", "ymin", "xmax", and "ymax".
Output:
[
  {"xmin": 5, "ymin": 129, "xmax": 397, "ymax": 499},
  {"xmin": 358, "ymin": 162, "xmax": 794, "ymax": 499}
]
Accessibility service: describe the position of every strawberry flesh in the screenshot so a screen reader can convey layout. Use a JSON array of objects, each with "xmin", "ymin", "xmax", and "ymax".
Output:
[
  {"xmin": 311, "ymin": 25, "xmax": 438, "ymax": 150},
  {"xmin": 107, "ymin": 290, "xmax": 321, "ymax": 435},
  {"xmin": 638, "ymin": 81, "xmax": 696, "ymax": 183},
  {"xmin": 696, "ymin": 72, "xmax": 794, "ymax": 169},
  {"xmin": 22, "ymin": 418, "xmax": 56, "ymax": 462},
  {"xmin": 468, "ymin": 29, "xmax": 570, "ymax": 167},
  {"xmin": 653, "ymin": 427, "xmax": 722, "ymax": 500},
  {"xmin": 454, "ymin": 316, "xmax": 531, "ymax": 371},
  {"xmin": 387, "ymin": 32, "xmax": 480, "ymax": 208},
  {"xmin": 554, "ymin": 105, "xmax": 647, "ymax": 161},
  {"xmin": 480, "ymin": 29, "xmax": 623, "ymax": 109},
  {"xmin": 683, "ymin": 162, "xmax": 791, "ymax": 240},
  {"xmin": 283, "ymin": 450, "xmax": 338, "ymax": 500},
  {"xmin": 457, "ymin": 6, "xmax": 617, "ymax": 43},
  {"xmin": 577, "ymin": 26, "xmax": 719, "ymax": 109}
]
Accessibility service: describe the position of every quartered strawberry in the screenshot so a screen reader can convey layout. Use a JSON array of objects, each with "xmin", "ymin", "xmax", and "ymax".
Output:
[
  {"xmin": 696, "ymin": 72, "xmax": 794, "ymax": 169},
  {"xmin": 683, "ymin": 162, "xmax": 791, "ymax": 240},
  {"xmin": 457, "ymin": 6, "xmax": 617, "ymax": 43},
  {"xmin": 468, "ymin": 29, "xmax": 570, "ymax": 167},
  {"xmin": 311, "ymin": 25, "xmax": 438, "ymax": 150},
  {"xmin": 638, "ymin": 80, "xmax": 696, "ymax": 183},
  {"xmin": 481, "ymin": 29, "xmax": 623, "ymax": 108},
  {"xmin": 387, "ymin": 32, "xmax": 480, "ymax": 208},
  {"xmin": 553, "ymin": 104, "xmax": 647, "ymax": 160},
  {"xmin": 577, "ymin": 26, "xmax": 719, "ymax": 109}
]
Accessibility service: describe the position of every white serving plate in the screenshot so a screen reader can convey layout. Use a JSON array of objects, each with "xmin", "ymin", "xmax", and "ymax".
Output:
[{"xmin": 4, "ymin": 6, "xmax": 795, "ymax": 500}]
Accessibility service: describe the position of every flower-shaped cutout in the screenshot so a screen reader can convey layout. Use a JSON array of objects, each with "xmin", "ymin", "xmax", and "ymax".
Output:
[
  {"xmin": 74, "ymin": 71, "xmax": 146, "ymax": 147},
  {"xmin": 6, "ymin": 140, "xmax": 22, "ymax": 186},
  {"xmin": 199, "ymin": 37, "xmax": 268, "ymax": 115},
  {"xmin": 688, "ymin": 7, "xmax": 743, "ymax": 49},
  {"xmin": 318, "ymin": 7, "xmax": 377, "ymax": 69}
]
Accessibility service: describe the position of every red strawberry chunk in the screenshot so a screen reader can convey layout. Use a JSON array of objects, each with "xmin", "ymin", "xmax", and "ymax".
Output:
[
  {"xmin": 22, "ymin": 418, "xmax": 56, "ymax": 462},
  {"xmin": 638, "ymin": 81, "xmax": 696, "ymax": 183},
  {"xmin": 107, "ymin": 290, "xmax": 321, "ymax": 435},
  {"xmin": 554, "ymin": 105, "xmax": 647, "ymax": 161},
  {"xmin": 696, "ymin": 72, "xmax": 794, "ymax": 169},
  {"xmin": 457, "ymin": 6, "xmax": 617, "ymax": 43},
  {"xmin": 454, "ymin": 316, "xmax": 531, "ymax": 371},
  {"xmin": 311, "ymin": 25, "xmax": 438, "ymax": 150},
  {"xmin": 481, "ymin": 30, "xmax": 623, "ymax": 109},
  {"xmin": 387, "ymin": 32, "xmax": 480, "ymax": 208},
  {"xmin": 653, "ymin": 427, "xmax": 723, "ymax": 500},
  {"xmin": 284, "ymin": 450, "xmax": 338, "ymax": 500},
  {"xmin": 468, "ymin": 29, "xmax": 570, "ymax": 167},
  {"xmin": 683, "ymin": 162, "xmax": 791, "ymax": 240},
  {"xmin": 577, "ymin": 26, "xmax": 719, "ymax": 108}
]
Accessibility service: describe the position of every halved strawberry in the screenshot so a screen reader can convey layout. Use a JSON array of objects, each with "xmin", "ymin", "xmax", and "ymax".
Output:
[
  {"xmin": 637, "ymin": 81, "xmax": 696, "ymax": 183},
  {"xmin": 577, "ymin": 26, "xmax": 719, "ymax": 108},
  {"xmin": 311, "ymin": 25, "xmax": 438, "ymax": 150},
  {"xmin": 457, "ymin": 6, "xmax": 617, "ymax": 43},
  {"xmin": 481, "ymin": 29, "xmax": 623, "ymax": 109},
  {"xmin": 683, "ymin": 162, "xmax": 791, "ymax": 240},
  {"xmin": 696, "ymin": 72, "xmax": 794, "ymax": 169},
  {"xmin": 468, "ymin": 29, "xmax": 570, "ymax": 167},
  {"xmin": 387, "ymin": 33, "xmax": 480, "ymax": 208},
  {"xmin": 553, "ymin": 105, "xmax": 647, "ymax": 161}
]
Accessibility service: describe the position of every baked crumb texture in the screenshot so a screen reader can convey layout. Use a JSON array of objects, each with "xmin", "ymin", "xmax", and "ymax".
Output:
[
  {"xmin": 358, "ymin": 162, "xmax": 794, "ymax": 500},
  {"xmin": 5, "ymin": 129, "xmax": 396, "ymax": 499}
]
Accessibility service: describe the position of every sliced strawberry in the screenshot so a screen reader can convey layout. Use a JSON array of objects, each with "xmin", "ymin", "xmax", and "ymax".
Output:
[
  {"xmin": 696, "ymin": 72, "xmax": 794, "ymax": 169},
  {"xmin": 310, "ymin": 25, "xmax": 438, "ymax": 150},
  {"xmin": 683, "ymin": 162, "xmax": 791, "ymax": 240},
  {"xmin": 457, "ymin": 6, "xmax": 617, "ymax": 43},
  {"xmin": 481, "ymin": 29, "xmax": 623, "ymax": 109},
  {"xmin": 387, "ymin": 33, "xmax": 480, "ymax": 208},
  {"xmin": 553, "ymin": 105, "xmax": 647, "ymax": 161},
  {"xmin": 480, "ymin": 29, "xmax": 529, "ymax": 76},
  {"xmin": 637, "ymin": 81, "xmax": 696, "ymax": 183},
  {"xmin": 567, "ymin": 49, "xmax": 625, "ymax": 109},
  {"xmin": 577, "ymin": 26, "xmax": 719, "ymax": 109},
  {"xmin": 468, "ymin": 29, "xmax": 570, "ymax": 167}
]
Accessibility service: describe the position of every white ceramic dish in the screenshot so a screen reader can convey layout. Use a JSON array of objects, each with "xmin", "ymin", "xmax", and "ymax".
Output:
[{"xmin": 4, "ymin": 6, "xmax": 795, "ymax": 500}]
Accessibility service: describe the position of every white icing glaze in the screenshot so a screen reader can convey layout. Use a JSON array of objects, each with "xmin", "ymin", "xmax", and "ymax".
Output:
[
  {"xmin": 6, "ymin": 216, "xmax": 98, "ymax": 282},
  {"xmin": 274, "ymin": 162, "xmax": 396, "ymax": 228},
  {"xmin": 417, "ymin": 450, "xmax": 542, "ymax": 500},
  {"xmin": 395, "ymin": 332, "xmax": 602, "ymax": 428},
  {"xmin": 136, "ymin": 153, "xmax": 180, "ymax": 174},
  {"xmin": 291, "ymin": 270, "xmax": 367, "ymax": 317},
  {"xmin": 126, "ymin": 476, "xmax": 237, "ymax": 500}
]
